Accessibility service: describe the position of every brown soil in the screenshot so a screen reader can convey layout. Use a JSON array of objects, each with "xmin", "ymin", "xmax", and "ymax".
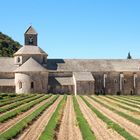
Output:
[
  {"xmin": 121, "ymin": 97, "xmax": 140, "ymax": 104},
  {"xmin": 108, "ymin": 97, "xmax": 140, "ymax": 108},
  {"xmin": 0, "ymin": 95, "xmax": 44, "ymax": 117},
  {"xmin": 0, "ymin": 95, "xmax": 39, "ymax": 115},
  {"xmin": 57, "ymin": 96, "xmax": 83, "ymax": 140},
  {"xmin": 99, "ymin": 96, "xmax": 140, "ymax": 119},
  {"xmin": 0, "ymin": 96, "xmax": 53, "ymax": 133},
  {"xmin": 0, "ymin": 95, "xmax": 35, "ymax": 108},
  {"xmin": 85, "ymin": 96, "xmax": 140, "ymax": 139},
  {"xmin": 17, "ymin": 96, "xmax": 63, "ymax": 140},
  {"xmin": 77, "ymin": 96, "xmax": 124, "ymax": 140}
]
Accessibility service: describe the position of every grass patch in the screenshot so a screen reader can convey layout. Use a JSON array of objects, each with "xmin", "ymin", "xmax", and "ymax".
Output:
[
  {"xmin": 0, "ymin": 95, "xmax": 59, "ymax": 140},
  {"xmin": 81, "ymin": 96, "xmax": 137, "ymax": 140},
  {"xmin": 39, "ymin": 95, "xmax": 67, "ymax": 140},
  {"xmin": 73, "ymin": 96, "xmax": 96, "ymax": 140}
]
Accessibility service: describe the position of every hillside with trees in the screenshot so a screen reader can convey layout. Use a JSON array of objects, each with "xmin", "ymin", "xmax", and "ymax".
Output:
[{"xmin": 0, "ymin": 32, "xmax": 21, "ymax": 57}]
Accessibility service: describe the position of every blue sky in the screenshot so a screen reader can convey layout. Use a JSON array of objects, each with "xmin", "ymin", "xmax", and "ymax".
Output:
[{"xmin": 0, "ymin": 0, "xmax": 140, "ymax": 59}]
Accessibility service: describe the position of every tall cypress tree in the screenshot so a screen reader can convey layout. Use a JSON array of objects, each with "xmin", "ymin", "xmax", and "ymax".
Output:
[{"xmin": 127, "ymin": 52, "xmax": 132, "ymax": 59}]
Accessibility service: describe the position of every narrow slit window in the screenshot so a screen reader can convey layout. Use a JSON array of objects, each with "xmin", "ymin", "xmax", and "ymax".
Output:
[
  {"xmin": 19, "ymin": 82, "xmax": 22, "ymax": 89},
  {"xmin": 17, "ymin": 57, "xmax": 20, "ymax": 63},
  {"xmin": 124, "ymin": 79, "xmax": 126, "ymax": 83},
  {"xmin": 31, "ymin": 82, "xmax": 34, "ymax": 89}
]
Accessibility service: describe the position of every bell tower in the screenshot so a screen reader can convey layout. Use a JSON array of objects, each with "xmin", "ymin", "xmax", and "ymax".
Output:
[{"xmin": 24, "ymin": 26, "xmax": 38, "ymax": 46}]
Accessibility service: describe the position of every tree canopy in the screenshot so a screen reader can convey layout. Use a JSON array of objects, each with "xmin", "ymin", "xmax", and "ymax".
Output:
[{"xmin": 0, "ymin": 32, "xmax": 21, "ymax": 57}]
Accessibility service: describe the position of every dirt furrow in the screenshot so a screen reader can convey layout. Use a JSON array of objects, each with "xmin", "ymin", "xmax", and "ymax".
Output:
[
  {"xmin": 108, "ymin": 97, "xmax": 140, "ymax": 108},
  {"xmin": 0, "ymin": 95, "xmax": 36, "ymax": 109},
  {"xmin": 104, "ymin": 96, "xmax": 140, "ymax": 112},
  {"xmin": 0, "ymin": 95, "xmax": 43, "ymax": 117},
  {"xmin": 85, "ymin": 96, "xmax": 140, "ymax": 139},
  {"xmin": 57, "ymin": 96, "xmax": 83, "ymax": 140},
  {"xmin": 119, "ymin": 97, "xmax": 140, "ymax": 104},
  {"xmin": 99, "ymin": 96, "xmax": 140, "ymax": 119},
  {"xmin": 0, "ymin": 95, "xmax": 53, "ymax": 133},
  {"xmin": 77, "ymin": 96, "xmax": 124, "ymax": 140},
  {"xmin": 17, "ymin": 96, "xmax": 63, "ymax": 140}
]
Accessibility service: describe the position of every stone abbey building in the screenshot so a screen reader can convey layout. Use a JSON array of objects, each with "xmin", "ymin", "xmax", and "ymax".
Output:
[{"xmin": 0, "ymin": 26, "xmax": 140, "ymax": 95}]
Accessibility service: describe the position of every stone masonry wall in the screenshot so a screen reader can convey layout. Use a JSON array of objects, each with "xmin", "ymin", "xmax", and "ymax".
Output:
[
  {"xmin": 0, "ymin": 86, "xmax": 15, "ymax": 93},
  {"xmin": 76, "ymin": 81, "xmax": 94, "ymax": 95}
]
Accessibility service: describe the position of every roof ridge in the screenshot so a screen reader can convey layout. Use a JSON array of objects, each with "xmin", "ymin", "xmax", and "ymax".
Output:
[
  {"xmin": 15, "ymin": 57, "xmax": 47, "ymax": 72},
  {"xmin": 14, "ymin": 45, "xmax": 48, "ymax": 56},
  {"xmin": 25, "ymin": 26, "xmax": 37, "ymax": 35}
]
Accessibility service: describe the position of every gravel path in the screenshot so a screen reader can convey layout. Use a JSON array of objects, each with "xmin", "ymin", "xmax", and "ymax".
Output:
[
  {"xmin": 85, "ymin": 96, "xmax": 140, "ymax": 139},
  {"xmin": 77, "ymin": 96, "xmax": 124, "ymax": 140},
  {"xmin": 0, "ymin": 96, "xmax": 53, "ymax": 133},
  {"xmin": 57, "ymin": 96, "xmax": 83, "ymax": 140},
  {"xmin": 17, "ymin": 96, "xmax": 63, "ymax": 140}
]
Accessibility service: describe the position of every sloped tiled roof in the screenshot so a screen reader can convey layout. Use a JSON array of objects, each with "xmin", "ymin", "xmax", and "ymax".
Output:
[
  {"xmin": 73, "ymin": 72, "xmax": 95, "ymax": 81},
  {"xmin": 46, "ymin": 59, "xmax": 140, "ymax": 72},
  {"xmin": 48, "ymin": 77, "xmax": 74, "ymax": 85},
  {"xmin": 0, "ymin": 57, "xmax": 18, "ymax": 72},
  {"xmin": 15, "ymin": 57, "xmax": 47, "ymax": 72},
  {"xmin": 55, "ymin": 77, "xmax": 74, "ymax": 85},
  {"xmin": 25, "ymin": 26, "xmax": 37, "ymax": 35},
  {"xmin": 14, "ymin": 45, "xmax": 47, "ymax": 56},
  {"xmin": 1, "ymin": 57, "xmax": 140, "ymax": 73}
]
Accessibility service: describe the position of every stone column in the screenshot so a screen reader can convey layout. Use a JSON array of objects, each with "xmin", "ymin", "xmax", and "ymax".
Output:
[
  {"xmin": 120, "ymin": 73, "xmax": 124, "ymax": 92},
  {"xmin": 133, "ymin": 73, "xmax": 137, "ymax": 94},
  {"xmin": 103, "ymin": 74, "xmax": 107, "ymax": 88},
  {"xmin": 73, "ymin": 74, "xmax": 77, "ymax": 96}
]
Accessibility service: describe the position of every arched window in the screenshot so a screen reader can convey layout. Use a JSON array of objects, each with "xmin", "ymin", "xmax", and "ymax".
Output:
[
  {"xmin": 130, "ymin": 90, "xmax": 133, "ymax": 95},
  {"xmin": 19, "ymin": 81, "xmax": 22, "ymax": 89},
  {"xmin": 17, "ymin": 57, "xmax": 20, "ymax": 63},
  {"xmin": 31, "ymin": 82, "xmax": 34, "ymax": 89},
  {"xmin": 43, "ymin": 57, "xmax": 46, "ymax": 63},
  {"xmin": 124, "ymin": 79, "xmax": 126, "ymax": 84},
  {"xmin": 42, "ymin": 80, "xmax": 44, "ymax": 89},
  {"xmin": 29, "ymin": 37, "xmax": 33, "ymax": 45}
]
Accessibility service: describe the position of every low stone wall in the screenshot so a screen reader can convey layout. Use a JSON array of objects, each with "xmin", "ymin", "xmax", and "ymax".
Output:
[{"xmin": 0, "ymin": 86, "xmax": 15, "ymax": 93}]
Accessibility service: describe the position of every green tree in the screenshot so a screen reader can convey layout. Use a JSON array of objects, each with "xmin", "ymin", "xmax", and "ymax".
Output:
[
  {"xmin": 0, "ymin": 32, "xmax": 21, "ymax": 57},
  {"xmin": 127, "ymin": 52, "xmax": 132, "ymax": 59}
]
